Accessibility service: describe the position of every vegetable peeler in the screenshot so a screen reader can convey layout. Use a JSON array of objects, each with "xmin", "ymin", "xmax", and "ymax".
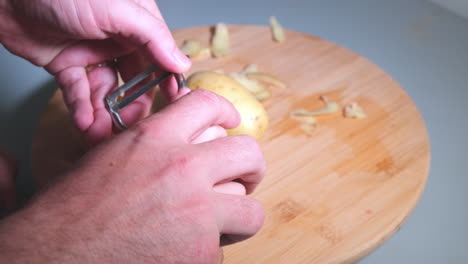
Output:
[{"xmin": 104, "ymin": 64, "xmax": 186, "ymax": 130}]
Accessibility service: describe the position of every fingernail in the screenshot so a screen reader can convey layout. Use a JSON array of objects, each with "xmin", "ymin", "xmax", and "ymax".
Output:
[
  {"xmin": 179, "ymin": 87, "xmax": 191, "ymax": 96},
  {"xmin": 173, "ymin": 50, "xmax": 191, "ymax": 71}
]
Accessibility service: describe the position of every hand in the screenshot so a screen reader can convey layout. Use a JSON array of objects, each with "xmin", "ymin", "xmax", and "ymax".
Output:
[
  {"xmin": 0, "ymin": 149, "xmax": 16, "ymax": 213},
  {"xmin": 0, "ymin": 90, "xmax": 266, "ymax": 264},
  {"xmin": 0, "ymin": 0, "xmax": 191, "ymax": 144}
]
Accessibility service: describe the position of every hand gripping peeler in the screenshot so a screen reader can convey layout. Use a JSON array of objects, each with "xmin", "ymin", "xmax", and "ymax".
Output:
[{"xmin": 104, "ymin": 64, "xmax": 186, "ymax": 130}]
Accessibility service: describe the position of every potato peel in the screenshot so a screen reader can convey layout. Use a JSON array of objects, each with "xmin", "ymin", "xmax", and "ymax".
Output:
[
  {"xmin": 243, "ymin": 64, "xmax": 259, "ymax": 73},
  {"xmin": 229, "ymin": 64, "xmax": 285, "ymax": 101},
  {"xmin": 192, "ymin": 47, "xmax": 211, "ymax": 61},
  {"xmin": 230, "ymin": 72, "xmax": 271, "ymax": 101},
  {"xmin": 269, "ymin": 16, "xmax": 285, "ymax": 43},
  {"xmin": 290, "ymin": 111, "xmax": 317, "ymax": 124},
  {"xmin": 291, "ymin": 111, "xmax": 317, "ymax": 135},
  {"xmin": 297, "ymin": 96, "xmax": 340, "ymax": 116},
  {"xmin": 290, "ymin": 96, "xmax": 340, "ymax": 136},
  {"xmin": 300, "ymin": 123, "xmax": 317, "ymax": 136},
  {"xmin": 254, "ymin": 90, "xmax": 272, "ymax": 101},
  {"xmin": 246, "ymin": 72, "xmax": 286, "ymax": 89},
  {"xmin": 211, "ymin": 23, "xmax": 230, "ymax": 57},
  {"xmin": 344, "ymin": 102, "xmax": 367, "ymax": 119},
  {"xmin": 180, "ymin": 40, "xmax": 201, "ymax": 57}
]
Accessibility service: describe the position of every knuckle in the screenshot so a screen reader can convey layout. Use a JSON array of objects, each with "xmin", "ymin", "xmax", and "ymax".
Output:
[
  {"xmin": 234, "ymin": 135, "xmax": 265, "ymax": 171},
  {"xmin": 132, "ymin": 121, "xmax": 155, "ymax": 138},
  {"xmin": 168, "ymin": 151, "xmax": 198, "ymax": 176},
  {"xmin": 188, "ymin": 235, "xmax": 220, "ymax": 264},
  {"xmin": 202, "ymin": 241, "xmax": 221, "ymax": 264},
  {"xmin": 237, "ymin": 135, "xmax": 260, "ymax": 151},
  {"xmin": 89, "ymin": 67, "xmax": 116, "ymax": 90},
  {"xmin": 190, "ymin": 89, "xmax": 221, "ymax": 108},
  {"xmin": 241, "ymin": 198, "xmax": 265, "ymax": 234}
]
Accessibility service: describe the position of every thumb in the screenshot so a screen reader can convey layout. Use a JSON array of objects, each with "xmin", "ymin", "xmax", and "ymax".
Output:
[{"xmin": 99, "ymin": 0, "xmax": 191, "ymax": 73}]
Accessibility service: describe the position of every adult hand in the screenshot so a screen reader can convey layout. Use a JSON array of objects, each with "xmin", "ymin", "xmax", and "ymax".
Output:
[
  {"xmin": 0, "ymin": 149, "xmax": 16, "ymax": 213},
  {"xmin": 0, "ymin": 0, "xmax": 190, "ymax": 145},
  {"xmin": 0, "ymin": 90, "xmax": 265, "ymax": 263}
]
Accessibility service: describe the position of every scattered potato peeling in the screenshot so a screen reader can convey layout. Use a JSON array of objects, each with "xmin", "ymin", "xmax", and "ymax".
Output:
[
  {"xmin": 211, "ymin": 23, "xmax": 230, "ymax": 57},
  {"xmin": 291, "ymin": 109, "xmax": 314, "ymax": 118},
  {"xmin": 344, "ymin": 102, "xmax": 367, "ymax": 119},
  {"xmin": 290, "ymin": 111, "xmax": 317, "ymax": 124},
  {"xmin": 254, "ymin": 90, "xmax": 272, "ymax": 101},
  {"xmin": 243, "ymin": 64, "xmax": 258, "ymax": 73},
  {"xmin": 290, "ymin": 96, "xmax": 367, "ymax": 136},
  {"xmin": 269, "ymin": 16, "xmax": 285, "ymax": 43},
  {"xmin": 296, "ymin": 96, "xmax": 340, "ymax": 116},
  {"xmin": 228, "ymin": 64, "xmax": 286, "ymax": 101},
  {"xmin": 192, "ymin": 47, "xmax": 211, "ymax": 61},
  {"xmin": 291, "ymin": 111, "xmax": 317, "ymax": 136},
  {"xmin": 180, "ymin": 40, "xmax": 201, "ymax": 57},
  {"xmin": 246, "ymin": 72, "xmax": 286, "ymax": 89},
  {"xmin": 290, "ymin": 96, "xmax": 340, "ymax": 136},
  {"xmin": 300, "ymin": 123, "xmax": 317, "ymax": 136},
  {"xmin": 230, "ymin": 72, "xmax": 270, "ymax": 101}
]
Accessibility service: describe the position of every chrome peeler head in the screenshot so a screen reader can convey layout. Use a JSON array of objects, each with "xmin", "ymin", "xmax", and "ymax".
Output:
[{"xmin": 104, "ymin": 65, "xmax": 186, "ymax": 131}]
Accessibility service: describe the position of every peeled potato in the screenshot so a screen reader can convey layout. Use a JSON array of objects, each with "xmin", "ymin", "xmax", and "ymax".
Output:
[{"xmin": 187, "ymin": 71, "xmax": 269, "ymax": 140}]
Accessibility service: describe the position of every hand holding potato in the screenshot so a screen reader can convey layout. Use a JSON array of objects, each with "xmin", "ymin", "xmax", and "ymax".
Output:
[
  {"xmin": 187, "ymin": 72, "xmax": 269, "ymax": 140},
  {"xmin": 0, "ymin": 90, "xmax": 265, "ymax": 263}
]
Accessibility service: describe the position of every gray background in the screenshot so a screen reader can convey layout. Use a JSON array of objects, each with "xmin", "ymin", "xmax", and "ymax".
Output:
[{"xmin": 1, "ymin": 0, "xmax": 467, "ymax": 263}]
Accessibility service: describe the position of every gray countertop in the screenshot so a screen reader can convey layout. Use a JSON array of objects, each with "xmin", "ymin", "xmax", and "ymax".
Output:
[{"xmin": 1, "ymin": 0, "xmax": 467, "ymax": 263}]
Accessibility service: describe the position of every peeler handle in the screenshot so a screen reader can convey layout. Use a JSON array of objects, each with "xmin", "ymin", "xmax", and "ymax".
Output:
[{"xmin": 104, "ymin": 64, "xmax": 186, "ymax": 131}]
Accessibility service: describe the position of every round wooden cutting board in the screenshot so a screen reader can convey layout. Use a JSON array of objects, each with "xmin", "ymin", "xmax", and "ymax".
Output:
[{"xmin": 32, "ymin": 25, "xmax": 430, "ymax": 264}]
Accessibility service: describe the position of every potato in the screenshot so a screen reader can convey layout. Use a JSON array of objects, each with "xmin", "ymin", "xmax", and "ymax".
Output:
[{"xmin": 187, "ymin": 71, "xmax": 269, "ymax": 140}]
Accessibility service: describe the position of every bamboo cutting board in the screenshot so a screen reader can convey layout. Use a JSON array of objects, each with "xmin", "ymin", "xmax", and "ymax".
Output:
[{"xmin": 31, "ymin": 25, "xmax": 430, "ymax": 264}]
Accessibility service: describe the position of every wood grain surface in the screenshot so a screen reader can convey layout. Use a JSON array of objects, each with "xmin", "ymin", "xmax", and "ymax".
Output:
[{"xmin": 31, "ymin": 25, "xmax": 430, "ymax": 264}]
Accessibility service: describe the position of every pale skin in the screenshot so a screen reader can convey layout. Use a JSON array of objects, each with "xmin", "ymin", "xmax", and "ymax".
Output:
[{"xmin": 0, "ymin": 0, "xmax": 266, "ymax": 263}]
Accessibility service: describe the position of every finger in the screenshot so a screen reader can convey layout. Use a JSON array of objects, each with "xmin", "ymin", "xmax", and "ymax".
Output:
[
  {"xmin": 115, "ymin": 50, "xmax": 156, "ymax": 128},
  {"xmin": 196, "ymin": 135, "xmax": 265, "ymax": 194},
  {"xmin": 119, "ymin": 100, "xmax": 153, "ymax": 128},
  {"xmin": 100, "ymin": 0, "xmax": 191, "ymax": 73},
  {"xmin": 174, "ymin": 87, "xmax": 192, "ymax": 101},
  {"xmin": 139, "ymin": 0, "xmax": 162, "ymax": 16},
  {"xmin": 119, "ymin": 0, "xmax": 186, "ymax": 104},
  {"xmin": 117, "ymin": 49, "xmax": 152, "ymax": 82},
  {"xmin": 191, "ymin": 126, "xmax": 227, "ymax": 144},
  {"xmin": 140, "ymin": 0, "xmax": 162, "ymax": 14},
  {"xmin": 46, "ymin": 40, "xmax": 130, "ymax": 134},
  {"xmin": 0, "ymin": 149, "xmax": 17, "ymax": 211},
  {"xmin": 137, "ymin": 89, "xmax": 240, "ymax": 143},
  {"xmin": 56, "ymin": 67, "xmax": 94, "ymax": 132},
  {"xmin": 159, "ymin": 75, "xmax": 181, "ymax": 102},
  {"xmin": 213, "ymin": 181, "xmax": 246, "ymax": 196},
  {"xmin": 85, "ymin": 66, "xmax": 118, "ymax": 145},
  {"xmin": 215, "ymin": 194, "xmax": 264, "ymax": 243},
  {"xmin": 46, "ymin": 39, "xmax": 131, "ymax": 74},
  {"xmin": 116, "ymin": 50, "xmax": 157, "ymax": 102}
]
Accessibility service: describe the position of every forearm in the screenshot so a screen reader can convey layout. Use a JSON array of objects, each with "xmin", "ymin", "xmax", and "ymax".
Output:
[
  {"xmin": 0, "ymin": 203, "xmax": 84, "ymax": 264},
  {"xmin": 0, "ymin": 0, "xmax": 13, "ymax": 44},
  {"xmin": 0, "ymin": 209, "xmax": 45, "ymax": 263}
]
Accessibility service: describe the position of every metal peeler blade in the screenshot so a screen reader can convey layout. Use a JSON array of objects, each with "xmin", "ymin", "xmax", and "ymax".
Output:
[{"xmin": 104, "ymin": 64, "xmax": 186, "ymax": 131}]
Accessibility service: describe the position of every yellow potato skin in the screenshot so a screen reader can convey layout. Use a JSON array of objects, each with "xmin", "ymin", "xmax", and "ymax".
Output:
[{"xmin": 186, "ymin": 71, "xmax": 269, "ymax": 140}]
